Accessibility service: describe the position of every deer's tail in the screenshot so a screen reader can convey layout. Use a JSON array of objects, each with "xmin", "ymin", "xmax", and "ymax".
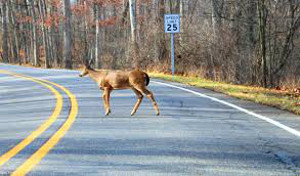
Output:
[{"xmin": 144, "ymin": 72, "xmax": 150, "ymax": 86}]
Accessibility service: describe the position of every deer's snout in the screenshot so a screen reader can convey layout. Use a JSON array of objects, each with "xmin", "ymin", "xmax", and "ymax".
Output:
[{"xmin": 79, "ymin": 74, "xmax": 83, "ymax": 77}]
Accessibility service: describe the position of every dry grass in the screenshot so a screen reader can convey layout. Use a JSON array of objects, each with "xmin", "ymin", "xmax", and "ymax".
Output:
[{"xmin": 149, "ymin": 72, "xmax": 300, "ymax": 115}]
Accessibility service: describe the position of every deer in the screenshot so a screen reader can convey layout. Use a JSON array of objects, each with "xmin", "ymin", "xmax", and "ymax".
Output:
[{"xmin": 79, "ymin": 62, "xmax": 160, "ymax": 116}]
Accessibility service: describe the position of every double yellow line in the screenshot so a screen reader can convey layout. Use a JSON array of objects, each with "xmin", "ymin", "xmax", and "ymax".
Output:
[{"xmin": 0, "ymin": 70, "xmax": 78, "ymax": 175}]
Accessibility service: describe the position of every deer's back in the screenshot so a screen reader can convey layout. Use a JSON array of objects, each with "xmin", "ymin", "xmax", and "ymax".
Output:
[
  {"xmin": 101, "ymin": 70, "xmax": 130, "ymax": 89},
  {"xmin": 101, "ymin": 69, "xmax": 147, "ymax": 89}
]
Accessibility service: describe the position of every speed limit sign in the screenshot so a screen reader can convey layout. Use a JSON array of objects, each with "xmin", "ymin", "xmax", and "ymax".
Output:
[
  {"xmin": 164, "ymin": 14, "xmax": 180, "ymax": 33},
  {"xmin": 164, "ymin": 14, "xmax": 180, "ymax": 82}
]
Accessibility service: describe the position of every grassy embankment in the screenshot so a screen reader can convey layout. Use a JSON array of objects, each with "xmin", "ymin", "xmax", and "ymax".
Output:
[{"xmin": 149, "ymin": 72, "xmax": 300, "ymax": 115}]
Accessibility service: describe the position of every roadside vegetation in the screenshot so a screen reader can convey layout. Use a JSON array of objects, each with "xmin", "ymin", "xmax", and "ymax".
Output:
[{"xmin": 149, "ymin": 72, "xmax": 300, "ymax": 115}]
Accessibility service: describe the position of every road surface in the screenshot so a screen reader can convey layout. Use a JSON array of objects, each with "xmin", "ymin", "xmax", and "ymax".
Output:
[{"xmin": 0, "ymin": 64, "xmax": 299, "ymax": 175}]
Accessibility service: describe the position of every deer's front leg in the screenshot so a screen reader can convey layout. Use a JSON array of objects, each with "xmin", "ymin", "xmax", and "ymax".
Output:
[{"xmin": 102, "ymin": 88, "xmax": 112, "ymax": 116}]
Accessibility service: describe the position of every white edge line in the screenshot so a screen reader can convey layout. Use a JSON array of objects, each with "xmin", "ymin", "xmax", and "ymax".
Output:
[{"xmin": 152, "ymin": 81, "xmax": 300, "ymax": 137}]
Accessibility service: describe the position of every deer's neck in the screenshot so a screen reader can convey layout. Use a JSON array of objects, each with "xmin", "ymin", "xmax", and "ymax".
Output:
[{"xmin": 88, "ymin": 69, "xmax": 104, "ymax": 83}]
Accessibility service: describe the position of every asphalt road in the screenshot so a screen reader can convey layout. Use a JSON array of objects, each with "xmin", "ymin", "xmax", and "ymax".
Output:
[{"xmin": 0, "ymin": 63, "xmax": 299, "ymax": 176}]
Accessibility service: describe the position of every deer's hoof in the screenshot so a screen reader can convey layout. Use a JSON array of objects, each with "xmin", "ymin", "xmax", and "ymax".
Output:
[
  {"xmin": 105, "ymin": 110, "xmax": 111, "ymax": 116},
  {"xmin": 156, "ymin": 112, "xmax": 160, "ymax": 116}
]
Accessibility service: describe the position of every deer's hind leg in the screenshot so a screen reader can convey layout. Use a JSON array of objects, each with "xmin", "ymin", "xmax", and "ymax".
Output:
[
  {"xmin": 131, "ymin": 88, "xmax": 143, "ymax": 116},
  {"xmin": 135, "ymin": 86, "xmax": 160, "ymax": 116},
  {"xmin": 102, "ymin": 88, "xmax": 112, "ymax": 116}
]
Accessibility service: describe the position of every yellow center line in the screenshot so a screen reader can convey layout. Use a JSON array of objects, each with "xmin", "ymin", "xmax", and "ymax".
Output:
[
  {"xmin": 0, "ymin": 70, "xmax": 63, "ymax": 168},
  {"xmin": 12, "ymin": 74, "xmax": 78, "ymax": 175}
]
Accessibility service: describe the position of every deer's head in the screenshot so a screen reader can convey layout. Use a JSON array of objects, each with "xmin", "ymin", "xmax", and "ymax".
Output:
[
  {"xmin": 79, "ymin": 65, "xmax": 90, "ymax": 77},
  {"xmin": 79, "ymin": 59, "xmax": 93, "ymax": 77}
]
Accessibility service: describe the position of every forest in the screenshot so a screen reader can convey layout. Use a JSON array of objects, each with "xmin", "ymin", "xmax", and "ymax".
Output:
[{"xmin": 0, "ymin": 0, "xmax": 299, "ymax": 88}]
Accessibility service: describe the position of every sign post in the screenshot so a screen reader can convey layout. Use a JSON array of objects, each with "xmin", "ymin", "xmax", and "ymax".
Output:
[{"xmin": 164, "ymin": 14, "xmax": 180, "ymax": 82}]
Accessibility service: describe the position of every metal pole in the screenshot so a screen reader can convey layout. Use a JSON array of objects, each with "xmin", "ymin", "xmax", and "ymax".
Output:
[{"xmin": 171, "ymin": 33, "xmax": 175, "ymax": 82}]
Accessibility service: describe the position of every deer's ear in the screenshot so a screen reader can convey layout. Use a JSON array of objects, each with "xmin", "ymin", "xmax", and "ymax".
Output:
[
  {"xmin": 83, "ymin": 59, "xmax": 89, "ymax": 67},
  {"xmin": 88, "ymin": 59, "xmax": 93, "ymax": 67}
]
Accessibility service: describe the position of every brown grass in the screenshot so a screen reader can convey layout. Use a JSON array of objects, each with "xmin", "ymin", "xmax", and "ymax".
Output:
[{"xmin": 149, "ymin": 72, "xmax": 300, "ymax": 115}]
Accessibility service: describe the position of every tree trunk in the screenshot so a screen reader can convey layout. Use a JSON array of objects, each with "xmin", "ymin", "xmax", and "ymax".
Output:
[
  {"xmin": 155, "ymin": 0, "xmax": 167, "ymax": 65},
  {"xmin": 129, "ymin": 0, "xmax": 139, "ymax": 68},
  {"xmin": 38, "ymin": 0, "xmax": 50, "ymax": 68},
  {"xmin": 29, "ymin": 0, "xmax": 39, "ymax": 66},
  {"xmin": 63, "ymin": 0, "xmax": 72, "ymax": 69},
  {"xmin": 178, "ymin": 0, "xmax": 184, "ymax": 47},
  {"xmin": 1, "ymin": 1, "xmax": 9, "ymax": 63},
  {"xmin": 83, "ymin": 0, "xmax": 90, "ymax": 66},
  {"xmin": 24, "ymin": 0, "xmax": 31, "ymax": 64},
  {"xmin": 8, "ymin": 1, "xmax": 20, "ymax": 64},
  {"xmin": 95, "ymin": 4, "xmax": 101, "ymax": 68},
  {"xmin": 49, "ymin": 2, "xmax": 59, "ymax": 66},
  {"xmin": 210, "ymin": 0, "xmax": 222, "ymax": 80},
  {"xmin": 258, "ymin": 0, "xmax": 267, "ymax": 87},
  {"xmin": 211, "ymin": 0, "xmax": 221, "ymax": 38}
]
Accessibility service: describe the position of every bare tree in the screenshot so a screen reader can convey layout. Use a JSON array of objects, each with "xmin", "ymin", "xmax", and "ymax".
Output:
[
  {"xmin": 8, "ymin": 0, "xmax": 20, "ymax": 64},
  {"xmin": 63, "ymin": 0, "xmax": 72, "ymax": 69},
  {"xmin": 258, "ymin": 0, "xmax": 267, "ymax": 87},
  {"xmin": 155, "ymin": 0, "xmax": 167, "ymax": 64},
  {"xmin": 95, "ymin": 3, "xmax": 101, "ymax": 68},
  {"xmin": 1, "ymin": 1, "xmax": 9, "ymax": 63},
  {"xmin": 38, "ymin": 0, "xmax": 50, "ymax": 68},
  {"xmin": 129, "ymin": 0, "xmax": 139, "ymax": 67},
  {"xmin": 28, "ymin": 0, "xmax": 39, "ymax": 66}
]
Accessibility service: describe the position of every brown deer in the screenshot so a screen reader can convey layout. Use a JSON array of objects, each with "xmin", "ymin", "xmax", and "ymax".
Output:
[{"xmin": 79, "ymin": 64, "xmax": 160, "ymax": 116}]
